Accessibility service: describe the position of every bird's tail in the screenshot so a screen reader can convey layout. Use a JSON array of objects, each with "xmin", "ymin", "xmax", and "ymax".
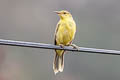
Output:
[{"xmin": 53, "ymin": 50, "xmax": 64, "ymax": 74}]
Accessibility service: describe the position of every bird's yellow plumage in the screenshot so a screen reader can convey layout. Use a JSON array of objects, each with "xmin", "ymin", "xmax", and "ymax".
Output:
[{"xmin": 53, "ymin": 10, "xmax": 76, "ymax": 74}]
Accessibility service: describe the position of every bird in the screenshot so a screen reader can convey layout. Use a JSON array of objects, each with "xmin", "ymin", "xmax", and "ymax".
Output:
[{"xmin": 53, "ymin": 10, "xmax": 77, "ymax": 74}]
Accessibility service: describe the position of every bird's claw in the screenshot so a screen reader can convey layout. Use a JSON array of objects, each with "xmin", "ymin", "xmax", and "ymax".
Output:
[
  {"xmin": 59, "ymin": 44, "xmax": 64, "ymax": 48},
  {"xmin": 70, "ymin": 44, "xmax": 79, "ymax": 50}
]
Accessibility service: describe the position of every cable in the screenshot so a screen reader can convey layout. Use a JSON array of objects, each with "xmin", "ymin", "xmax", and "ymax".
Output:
[{"xmin": 0, "ymin": 39, "xmax": 120, "ymax": 55}]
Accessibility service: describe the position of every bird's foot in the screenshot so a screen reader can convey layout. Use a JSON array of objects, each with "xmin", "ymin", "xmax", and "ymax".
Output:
[
  {"xmin": 59, "ymin": 44, "xmax": 64, "ymax": 48},
  {"xmin": 69, "ymin": 44, "xmax": 79, "ymax": 50}
]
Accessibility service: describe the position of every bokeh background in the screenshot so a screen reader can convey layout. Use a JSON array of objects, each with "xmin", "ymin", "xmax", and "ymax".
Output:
[{"xmin": 0, "ymin": 0, "xmax": 120, "ymax": 80}]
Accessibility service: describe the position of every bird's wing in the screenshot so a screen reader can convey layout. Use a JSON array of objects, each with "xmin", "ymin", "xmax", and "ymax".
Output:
[{"xmin": 54, "ymin": 23, "xmax": 60, "ymax": 45}]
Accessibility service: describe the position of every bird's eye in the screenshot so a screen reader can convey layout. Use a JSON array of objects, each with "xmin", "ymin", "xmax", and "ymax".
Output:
[{"xmin": 63, "ymin": 12, "xmax": 66, "ymax": 14}]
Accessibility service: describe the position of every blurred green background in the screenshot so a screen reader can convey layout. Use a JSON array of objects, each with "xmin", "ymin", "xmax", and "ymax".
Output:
[{"xmin": 0, "ymin": 0, "xmax": 120, "ymax": 80}]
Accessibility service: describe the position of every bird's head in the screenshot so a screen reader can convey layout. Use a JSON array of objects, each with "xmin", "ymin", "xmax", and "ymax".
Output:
[{"xmin": 54, "ymin": 10, "xmax": 72, "ymax": 19}]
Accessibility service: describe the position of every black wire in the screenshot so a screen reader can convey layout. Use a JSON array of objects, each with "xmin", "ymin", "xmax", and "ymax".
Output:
[{"xmin": 0, "ymin": 39, "xmax": 120, "ymax": 55}]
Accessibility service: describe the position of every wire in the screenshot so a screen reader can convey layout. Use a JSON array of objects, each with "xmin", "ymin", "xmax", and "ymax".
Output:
[{"xmin": 0, "ymin": 39, "xmax": 120, "ymax": 55}]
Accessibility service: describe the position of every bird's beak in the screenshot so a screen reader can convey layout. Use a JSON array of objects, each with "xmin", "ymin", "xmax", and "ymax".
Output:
[{"xmin": 54, "ymin": 11, "xmax": 61, "ymax": 14}]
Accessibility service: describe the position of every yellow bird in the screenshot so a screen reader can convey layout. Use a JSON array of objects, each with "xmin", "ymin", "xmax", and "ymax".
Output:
[{"xmin": 53, "ymin": 10, "xmax": 77, "ymax": 74}]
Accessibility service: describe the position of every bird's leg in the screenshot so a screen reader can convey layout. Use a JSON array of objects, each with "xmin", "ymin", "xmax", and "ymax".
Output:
[
  {"xmin": 69, "ymin": 44, "xmax": 79, "ymax": 50},
  {"xmin": 59, "ymin": 44, "xmax": 64, "ymax": 48}
]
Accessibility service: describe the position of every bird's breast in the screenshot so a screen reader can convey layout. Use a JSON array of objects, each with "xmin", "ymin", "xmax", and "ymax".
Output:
[{"xmin": 56, "ymin": 21, "xmax": 76, "ymax": 45}]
